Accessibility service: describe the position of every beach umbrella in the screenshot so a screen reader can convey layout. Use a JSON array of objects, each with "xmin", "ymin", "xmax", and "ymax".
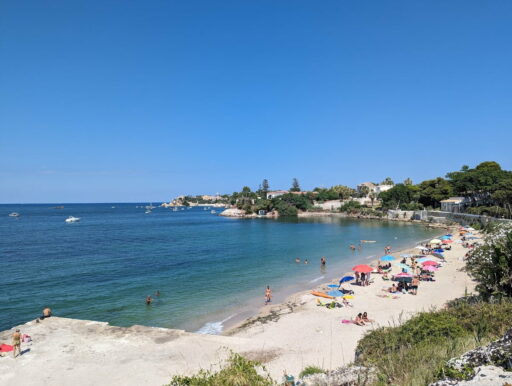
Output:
[
  {"xmin": 446, "ymin": 234, "xmax": 453, "ymax": 237},
  {"xmin": 430, "ymin": 239, "xmax": 442, "ymax": 244},
  {"xmin": 396, "ymin": 263, "xmax": 410, "ymax": 270},
  {"xmin": 467, "ymin": 227, "xmax": 475, "ymax": 231},
  {"xmin": 423, "ymin": 265, "xmax": 438, "ymax": 272},
  {"xmin": 468, "ymin": 236, "xmax": 479, "ymax": 240},
  {"xmin": 327, "ymin": 290, "xmax": 344, "ymax": 297},
  {"xmin": 433, "ymin": 249, "xmax": 445, "ymax": 253},
  {"xmin": 422, "ymin": 260, "xmax": 438, "ymax": 266},
  {"xmin": 342, "ymin": 295, "xmax": 354, "ymax": 299},
  {"xmin": 327, "ymin": 284, "xmax": 338, "ymax": 288},
  {"xmin": 432, "ymin": 253, "xmax": 445, "ymax": 259},
  {"xmin": 465, "ymin": 233, "xmax": 474, "ymax": 237},
  {"xmin": 352, "ymin": 264, "xmax": 373, "ymax": 273},
  {"xmin": 442, "ymin": 239, "xmax": 453, "ymax": 244},
  {"xmin": 380, "ymin": 255, "xmax": 396, "ymax": 261},
  {"xmin": 395, "ymin": 272, "xmax": 413, "ymax": 277},
  {"xmin": 416, "ymin": 257, "xmax": 432, "ymax": 263},
  {"xmin": 339, "ymin": 275, "xmax": 355, "ymax": 283},
  {"xmin": 440, "ymin": 236, "xmax": 451, "ymax": 240}
]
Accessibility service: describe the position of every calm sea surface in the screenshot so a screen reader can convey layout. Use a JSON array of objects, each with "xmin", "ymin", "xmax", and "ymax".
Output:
[{"xmin": 0, "ymin": 204, "xmax": 440, "ymax": 333}]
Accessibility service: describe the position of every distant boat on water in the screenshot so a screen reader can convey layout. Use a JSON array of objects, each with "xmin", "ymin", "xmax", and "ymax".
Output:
[
  {"xmin": 65, "ymin": 216, "xmax": 80, "ymax": 223},
  {"xmin": 145, "ymin": 210, "xmax": 152, "ymax": 214},
  {"xmin": 210, "ymin": 210, "xmax": 216, "ymax": 214},
  {"xmin": 53, "ymin": 206, "xmax": 64, "ymax": 209},
  {"xmin": 145, "ymin": 203, "xmax": 156, "ymax": 210},
  {"xmin": 9, "ymin": 212, "xmax": 20, "ymax": 217},
  {"xmin": 172, "ymin": 207, "xmax": 178, "ymax": 212}
]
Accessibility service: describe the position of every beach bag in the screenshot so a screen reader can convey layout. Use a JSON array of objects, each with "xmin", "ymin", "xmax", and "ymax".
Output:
[{"xmin": 22, "ymin": 334, "xmax": 31, "ymax": 343}]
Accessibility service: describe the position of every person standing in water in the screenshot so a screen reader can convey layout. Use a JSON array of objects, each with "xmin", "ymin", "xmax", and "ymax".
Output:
[
  {"xmin": 265, "ymin": 286, "xmax": 272, "ymax": 305},
  {"xmin": 320, "ymin": 257, "xmax": 326, "ymax": 266},
  {"xmin": 146, "ymin": 295, "xmax": 152, "ymax": 305}
]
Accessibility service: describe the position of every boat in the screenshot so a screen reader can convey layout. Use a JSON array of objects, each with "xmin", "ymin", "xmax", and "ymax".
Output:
[
  {"xmin": 145, "ymin": 210, "xmax": 152, "ymax": 214},
  {"xmin": 210, "ymin": 210, "xmax": 216, "ymax": 214},
  {"xmin": 9, "ymin": 212, "xmax": 20, "ymax": 217},
  {"xmin": 172, "ymin": 207, "xmax": 178, "ymax": 212},
  {"xmin": 65, "ymin": 216, "xmax": 80, "ymax": 223},
  {"xmin": 145, "ymin": 203, "xmax": 156, "ymax": 210}
]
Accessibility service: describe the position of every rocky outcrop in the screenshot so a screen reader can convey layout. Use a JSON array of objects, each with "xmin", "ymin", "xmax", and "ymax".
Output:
[
  {"xmin": 299, "ymin": 366, "xmax": 376, "ymax": 386},
  {"xmin": 219, "ymin": 208, "xmax": 247, "ymax": 217},
  {"xmin": 432, "ymin": 328, "xmax": 512, "ymax": 385}
]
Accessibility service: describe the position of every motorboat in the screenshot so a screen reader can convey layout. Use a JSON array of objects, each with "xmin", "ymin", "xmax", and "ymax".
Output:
[
  {"xmin": 9, "ymin": 212, "xmax": 20, "ymax": 217},
  {"xmin": 210, "ymin": 210, "xmax": 216, "ymax": 214},
  {"xmin": 145, "ymin": 210, "xmax": 152, "ymax": 214},
  {"xmin": 65, "ymin": 216, "xmax": 80, "ymax": 223}
]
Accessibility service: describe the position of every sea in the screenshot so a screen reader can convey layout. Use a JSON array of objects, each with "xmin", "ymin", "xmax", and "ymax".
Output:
[{"xmin": 0, "ymin": 204, "xmax": 440, "ymax": 334}]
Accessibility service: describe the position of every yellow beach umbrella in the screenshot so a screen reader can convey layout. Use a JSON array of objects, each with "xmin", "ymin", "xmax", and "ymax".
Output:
[
  {"xmin": 430, "ymin": 239, "xmax": 442, "ymax": 244},
  {"xmin": 343, "ymin": 295, "xmax": 354, "ymax": 299}
]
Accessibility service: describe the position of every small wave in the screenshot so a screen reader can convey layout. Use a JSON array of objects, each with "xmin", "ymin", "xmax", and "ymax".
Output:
[
  {"xmin": 366, "ymin": 255, "xmax": 375, "ymax": 260},
  {"xmin": 309, "ymin": 275, "xmax": 325, "ymax": 283},
  {"xmin": 196, "ymin": 314, "xmax": 236, "ymax": 335}
]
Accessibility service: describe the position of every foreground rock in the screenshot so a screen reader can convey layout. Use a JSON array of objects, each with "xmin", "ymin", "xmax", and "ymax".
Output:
[{"xmin": 432, "ymin": 328, "xmax": 512, "ymax": 385}]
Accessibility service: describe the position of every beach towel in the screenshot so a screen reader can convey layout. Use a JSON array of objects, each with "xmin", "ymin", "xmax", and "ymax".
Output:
[
  {"xmin": 0, "ymin": 344, "xmax": 13, "ymax": 352},
  {"xmin": 341, "ymin": 319, "xmax": 353, "ymax": 324}
]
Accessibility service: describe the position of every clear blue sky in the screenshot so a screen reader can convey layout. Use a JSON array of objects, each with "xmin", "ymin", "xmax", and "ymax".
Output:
[{"xmin": 1, "ymin": 1, "xmax": 511, "ymax": 203}]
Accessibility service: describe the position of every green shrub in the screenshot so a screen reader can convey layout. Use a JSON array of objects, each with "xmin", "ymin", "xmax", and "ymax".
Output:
[
  {"xmin": 299, "ymin": 365, "xmax": 325, "ymax": 378},
  {"xmin": 355, "ymin": 299, "xmax": 512, "ymax": 385},
  {"xmin": 167, "ymin": 353, "xmax": 273, "ymax": 386}
]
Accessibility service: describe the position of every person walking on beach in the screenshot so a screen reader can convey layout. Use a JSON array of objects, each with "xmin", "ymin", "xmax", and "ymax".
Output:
[
  {"xmin": 265, "ymin": 286, "xmax": 272, "ymax": 305},
  {"xmin": 12, "ymin": 329, "xmax": 21, "ymax": 358}
]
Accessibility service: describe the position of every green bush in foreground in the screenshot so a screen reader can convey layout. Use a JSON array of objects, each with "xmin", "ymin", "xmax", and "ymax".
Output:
[
  {"xmin": 298, "ymin": 365, "xmax": 325, "ymax": 378},
  {"xmin": 355, "ymin": 298, "xmax": 512, "ymax": 386},
  {"xmin": 167, "ymin": 352, "xmax": 273, "ymax": 386}
]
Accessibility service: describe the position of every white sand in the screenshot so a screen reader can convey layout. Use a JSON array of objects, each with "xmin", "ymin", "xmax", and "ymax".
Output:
[{"xmin": 0, "ymin": 227, "xmax": 476, "ymax": 385}]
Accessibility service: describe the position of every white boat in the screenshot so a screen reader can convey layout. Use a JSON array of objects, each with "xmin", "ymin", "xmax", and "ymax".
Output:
[
  {"xmin": 65, "ymin": 216, "xmax": 80, "ymax": 223},
  {"xmin": 145, "ymin": 202, "xmax": 156, "ymax": 210},
  {"xmin": 210, "ymin": 210, "xmax": 216, "ymax": 214},
  {"xmin": 9, "ymin": 212, "xmax": 20, "ymax": 217},
  {"xmin": 172, "ymin": 207, "xmax": 178, "ymax": 212},
  {"xmin": 145, "ymin": 210, "xmax": 152, "ymax": 214}
]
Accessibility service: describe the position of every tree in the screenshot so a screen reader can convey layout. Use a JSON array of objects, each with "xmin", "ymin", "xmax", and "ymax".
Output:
[
  {"xmin": 381, "ymin": 177, "xmax": 394, "ymax": 186},
  {"xmin": 359, "ymin": 185, "xmax": 370, "ymax": 198},
  {"xmin": 290, "ymin": 178, "xmax": 301, "ymax": 192},
  {"xmin": 331, "ymin": 185, "xmax": 357, "ymax": 200},
  {"xmin": 404, "ymin": 178, "xmax": 413, "ymax": 186},
  {"xmin": 379, "ymin": 183, "xmax": 420, "ymax": 210},
  {"xmin": 466, "ymin": 223, "xmax": 512, "ymax": 298},
  {"xmin": 369, "ymin": 192, "xmax": 377, "ymax": 207},
  {"xmin": 417, "ymin": 178, "xmax": 454, "ymax": 208}
]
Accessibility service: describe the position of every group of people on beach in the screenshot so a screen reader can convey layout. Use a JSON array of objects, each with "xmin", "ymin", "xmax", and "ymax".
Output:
[{"xmin": 294, "ymin": 257, "xmax": 326, "ymax": 266}]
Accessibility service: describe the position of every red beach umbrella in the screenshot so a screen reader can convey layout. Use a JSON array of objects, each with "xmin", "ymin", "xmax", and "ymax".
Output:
[
  {"xmin": 442, "ymin": 240, "xmax": 453, "ymax": 244},
  {"xmin": 395, "ymin": 272, "xmax": 413, "ymax": 278},
  {"xmin": 352, "ymin": 264, "xmax": 373, "ymax": 273},
  {"xmin": 422, "ymin": 260, "xmax": 438, "ymax": 266}
]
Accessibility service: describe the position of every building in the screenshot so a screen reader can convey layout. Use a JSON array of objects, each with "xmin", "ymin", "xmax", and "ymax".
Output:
[
  {"xmin": 266, "ymin": 190, "xmax": 289, "ymax": 199},
  {"xmin": 357, "ymin": 182, "xmax": 377, "ymax": 196},
  {"xmin": 440, "ymin": 197, "xmax": 467, "ymax": 213},
  {"xmin": 375, "ymin": 184, "xmax": 393, "ymax": 195}
]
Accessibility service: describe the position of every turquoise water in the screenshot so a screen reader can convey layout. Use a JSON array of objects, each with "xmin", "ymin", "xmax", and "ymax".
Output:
[{"xmin": 0, "ymin": 204, "xmax": 439, "ymax": 333}]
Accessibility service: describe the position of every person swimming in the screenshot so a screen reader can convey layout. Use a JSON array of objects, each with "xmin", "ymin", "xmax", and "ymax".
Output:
[{"xmin": 304, "ymin": 259, "xmax": 309, "ymax": 264}]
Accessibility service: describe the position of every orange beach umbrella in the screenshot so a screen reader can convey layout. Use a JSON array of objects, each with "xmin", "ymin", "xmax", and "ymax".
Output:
[{"xmin": 352, "ymin": 264, "xmax": 373, "ymax": 273}]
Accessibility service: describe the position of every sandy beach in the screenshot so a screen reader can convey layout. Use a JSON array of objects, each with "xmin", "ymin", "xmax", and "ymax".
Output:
[{"xmin": 0, "ymin": 227, "xmax": 476, "ymax": 385}]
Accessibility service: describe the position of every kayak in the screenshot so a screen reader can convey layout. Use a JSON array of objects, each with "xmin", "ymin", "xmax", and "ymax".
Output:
[{"xmin": 311, "ymin": 291, "xmax": 335, "ymax": 299}]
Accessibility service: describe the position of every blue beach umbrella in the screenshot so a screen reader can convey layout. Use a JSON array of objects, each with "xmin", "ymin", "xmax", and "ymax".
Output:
[
  {"xmin": 327, "ymin": 284, "xmax": 338, "ymax": 288},
  {"xmin": 434, "ymin": 249, "xmax": 444, "ymax": 253},
  {"xmin": 327, "ymin": 290, "xmax": 344, "ymax": 297},
  {"xmin": 380, "ymin": 255, "xmax": 396, "ymax": 261},
  {"xmin": 440, "ymin": 236, "xmax": 451, "ymax": 240},
  {"xmin": 396, "ymin": 263, "xmax": 411, "ymax": 271},
  {"xmin": 339, "ymin": 275, "xmax": 355, "ymax": 283}
]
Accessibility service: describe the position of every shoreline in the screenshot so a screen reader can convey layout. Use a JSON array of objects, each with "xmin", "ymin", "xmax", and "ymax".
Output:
[{"xmin": 223, "ymin": 225, "xmax": 452, "ymax": 335}]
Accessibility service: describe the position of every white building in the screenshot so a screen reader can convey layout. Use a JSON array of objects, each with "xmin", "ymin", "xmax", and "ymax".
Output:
[
  {"xmin": 440, "ymin": 197, "xmax": 467, "ymax": 213},
  {"xmin": 266, "ymin": 190, "xmax": 289, "ymax": 199}
]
